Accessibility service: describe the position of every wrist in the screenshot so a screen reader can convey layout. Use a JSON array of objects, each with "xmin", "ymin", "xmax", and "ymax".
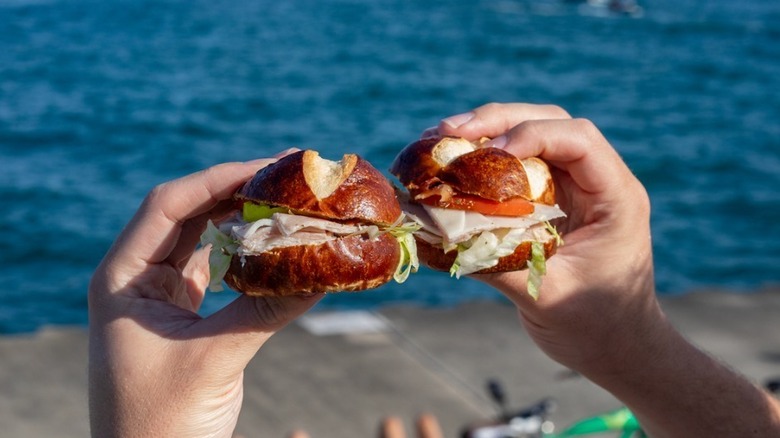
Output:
[
  {"xmin": 573, "ymin": 290, "xmax": 672, "ymax": 380},
  {"xmin": 581, "ymin": 313, "xmax": 780, "ymax": 437}
]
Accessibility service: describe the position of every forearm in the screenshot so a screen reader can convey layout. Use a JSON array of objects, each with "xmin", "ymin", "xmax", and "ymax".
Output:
[{"xmin": 586, "ymin": 318, "xmax": 780, "ymax": 437}]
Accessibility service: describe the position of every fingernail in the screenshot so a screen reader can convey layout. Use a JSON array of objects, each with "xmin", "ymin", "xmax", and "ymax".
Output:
[
  {"xmin": 297, "ymin": 292, "xmax": 324, "ymax": 302},
  {"xmin": 274, "ymin": 147, "xmax": 301, "ymax": 158},
  {"xmin": 244, "ymin": 158, "xmax": 275, "ymax": 165},
  {"xmin": 441, "ymin": 112, "xmax": 475, "ymax": 129},
  {"xmin": 484, "ymin": 135, "xmax": 508, "ymax": 149},
  {"xmin": 420, "ymin": 126, "xmax": 440, "ymax": 139}
]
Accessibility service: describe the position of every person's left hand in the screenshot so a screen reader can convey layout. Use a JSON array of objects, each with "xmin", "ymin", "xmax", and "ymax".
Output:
[{"xmin": 88, "ymin": 152, "xmax": 323, "ymax": 437}]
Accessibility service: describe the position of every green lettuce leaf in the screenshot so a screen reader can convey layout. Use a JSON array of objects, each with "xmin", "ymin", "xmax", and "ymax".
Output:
[
  {"xmin": 526, "ymin": 241, "xmax": 547, "ymax": 301},
  {"xmin": 544, "ymin": 221, "xmax": 564, "ymax": 246},
  {"xmin": 199, "ymin": 220, "xmax": 238, "ymax": 292},
  {"xmin": 242, "ymin": 202, "xmax": 289, "ymax": 222},
  {"xmin": 387, "ymin": 220, "xmax": 421, "ymax": 283},
  {"xmin": 448, "ymin": 228, "xmax": 526, "ymax": 279}
]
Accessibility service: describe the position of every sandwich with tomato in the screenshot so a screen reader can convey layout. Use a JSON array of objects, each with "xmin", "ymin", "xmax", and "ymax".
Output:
[
  {"xmin": 389, "ymin": 136, "xmax": 565, "ymax": 298},
  {"xmin": 201, "ymin": 150, "xmax": 419, "ymax": 296}
]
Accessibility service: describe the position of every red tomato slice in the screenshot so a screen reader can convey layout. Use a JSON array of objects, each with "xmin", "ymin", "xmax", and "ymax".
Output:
[{"xmin": 419, "ymin": 194, "xmax": 534, "ymax": 217}]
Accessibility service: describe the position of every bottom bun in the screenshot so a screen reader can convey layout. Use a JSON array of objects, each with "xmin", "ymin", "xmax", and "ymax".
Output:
[
  {"xmin": 224, "ymin": 233, "xmax": 401, "ymax": 296},
  {"xmin": 415, "ymin": 235, "xmax": 558, "ymax": 275}
]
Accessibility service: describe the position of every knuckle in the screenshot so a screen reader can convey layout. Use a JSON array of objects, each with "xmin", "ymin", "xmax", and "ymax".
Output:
[
  {"xmin": 476, "ymin": 101, "xmax": 503, "ymax": 115},
  {"xmin": 542, "ymin": 104, "xmax": 571, "ymax": 119},
  {"xmin": 571, "ymin": 117, "xmax": 599, "ymax": 136},
  {"xmin": 635, "ymin": 182, "xmax": 652, "ymax": 216},
  {"xmin": 144, "ymin": 181, "xmax": 171, "ymax": 208},
  {"xmin": 251, "ymin": 297, "xmax": 288, "ymax": 330}
]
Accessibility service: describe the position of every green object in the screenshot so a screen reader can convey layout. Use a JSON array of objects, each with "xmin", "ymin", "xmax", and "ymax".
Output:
[
  {"xmin": 200, "ymin": 220, "xmax": 238, "ymax": 292},
  {"xmin": 527, "ymin": 241, "xmax": 547, "ymax": 301},
  {"xmin": 242, "ymin": 202, "xmax": 288, "ymax": 222},
  {"xmin": 553, "ymin": 407, "xmax": 642, "ymax": 437},
  {"xmin": 544, "ymin": 220, "xmax": 564, "ymax": 246},
  {"xmin": 387, "ymin": 219, "xmax": 421, "ymax": 283}
]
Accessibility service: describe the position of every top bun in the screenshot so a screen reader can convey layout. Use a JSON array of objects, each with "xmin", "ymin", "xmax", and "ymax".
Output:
[
  {"xmin": 238, "ymin": 150, "xmax": 402, "ymax": 225},
  {"xmin": 390, "ymin": 136, "xmax": 555, "ymax": 205}
]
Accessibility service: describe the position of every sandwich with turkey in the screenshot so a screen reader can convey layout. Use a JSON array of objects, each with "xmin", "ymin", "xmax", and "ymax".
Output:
[
  {"xmin": 390, "ymin": 136, "xmax": 565, "ymax": 299},
  {"xmin": 201, "ymin": 150, "xmax": 419, "ymax": 296}
]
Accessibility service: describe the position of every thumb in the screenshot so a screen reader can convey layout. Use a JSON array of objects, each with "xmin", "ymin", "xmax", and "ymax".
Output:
[{"xmin": 193, "ymin": 293, "xmax": 324, "ymax": 372}]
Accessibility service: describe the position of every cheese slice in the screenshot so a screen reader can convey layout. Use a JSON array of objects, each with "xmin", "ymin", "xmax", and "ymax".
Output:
[{"xmin": 421, "ymin": 204, "xmax": 563, "ymax": 244}]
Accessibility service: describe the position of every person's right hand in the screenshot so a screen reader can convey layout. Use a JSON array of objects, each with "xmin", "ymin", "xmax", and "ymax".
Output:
[
  {"xmin": 434, "ymin": 103, "xmax": 780, "ymax": 437},
  {"xmin": 434, "ymin": 103, "xmax": 661, "ymax": 377}
]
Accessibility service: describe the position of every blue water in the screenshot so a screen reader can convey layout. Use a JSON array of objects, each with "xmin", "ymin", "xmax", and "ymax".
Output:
[{"xmin": 1, "ymin": 0, "xmax": 779, "ymax": 333}]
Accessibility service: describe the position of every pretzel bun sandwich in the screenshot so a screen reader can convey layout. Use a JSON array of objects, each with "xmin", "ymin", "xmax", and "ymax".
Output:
[
  {"xmin": 201, "ymin": 150, "xmax": 419, "ymax": 296},
  {"xmin": 390, "ymin": 136, "xmax": 565, "ymax": 298}
]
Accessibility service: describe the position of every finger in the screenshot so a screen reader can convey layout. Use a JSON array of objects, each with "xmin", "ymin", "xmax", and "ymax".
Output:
[
  {"xmin": 476, "ymin": 264, "xmax": 547, "ymax": 308},
  {"xmin": 179, "ymin": 246, "xmax": 212, "ymax": 311},
  {"xmin": 168, "ymin": 152, "xmax": 296, "ymax": 267},
  {"xmin": 437, "ymin": 102, "xmax": 571, "ymax": 140},
  {"xmin": 499, "ymin": 118, "xmax": 634, "ymax": 197},
  {"xmin": 167, "ymin": 198, "xmax": 238, "ymax": 268},
  {"xmin": 416, "ymin": 413, "xmax": 443, "ymax": 438},
  {"xmin": 273, "ymin": 147, "xmax": 301, "ymax": 158},
  {"xmin": 193, "ymin": 293, "xmax": 324, "ymax": 374},
  {"xmin": 420, "ymin": 126, "xmax": 440, "ymax": 139},
  {"xmin": 380, "ymin": 416, "xmax": 406, "ymax": 438},
  {"xmin": 109, "ymin": 161, "xmax": 272, "ymax": 270}
]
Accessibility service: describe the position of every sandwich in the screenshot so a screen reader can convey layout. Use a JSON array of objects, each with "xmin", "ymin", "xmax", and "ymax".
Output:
[
  {"xmin": 389, "ymin": 136, "xmax": 565, "ymax": 299},
  {"xmin": 201, "ymin": 150, "xmax": 419, "ymax": 296}
]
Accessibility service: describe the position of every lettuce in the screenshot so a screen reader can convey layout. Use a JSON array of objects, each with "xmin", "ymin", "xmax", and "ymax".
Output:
[
  {"xmin": 544, "ymin": 221, "xmax": 564, "ymax": 246},
  {"xmin": 200, "ymin": 220, "xmax": 238, "ymax": 292},
  {"xmin": 526, "ymin": 241, "xmax": 546, "ymax": 301},
  {"xmin": 446, "ymin": 224, "xmax": 561, "ymax": 300},
  {"xmin": 449, "ymin": 257, "xmax": 461, "ymax": 278},
  {"xmin": 449, "ymin": 228, "xmax": 526, "ymax": 278},
  {"xmin": 243, "ymin": 202, "xmax": 289, "ymax": 222},
  {"xmin": 526, "ymin": 222, "xmax": 562, "ymax": 300},
  {"xmin": 387, "ymin": 220, "xmax": 421, "ymax": 284}
]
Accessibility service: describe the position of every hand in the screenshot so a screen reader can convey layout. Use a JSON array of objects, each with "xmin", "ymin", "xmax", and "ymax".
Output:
[
  {"xmin": 434, "ymin": 103, "xmax": 780, "ymax": 437},
  {"xmin": 435, "ymin": 102, "xmax": 659, "ymax": 376},
  {"xmin": 88, "ymin": 152, "xmax": 323, "ymax": 437}
]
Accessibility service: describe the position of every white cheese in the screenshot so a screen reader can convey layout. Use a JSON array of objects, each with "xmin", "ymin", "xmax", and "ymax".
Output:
[{"xmin": 422, "ymin": 205, "xmax": 541, "ymax": 244}]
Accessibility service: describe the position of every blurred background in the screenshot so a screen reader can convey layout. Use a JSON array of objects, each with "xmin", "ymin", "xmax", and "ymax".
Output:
[{"xmin": 1, "ymin": 0, "xmax": 778, "ymax": 333}]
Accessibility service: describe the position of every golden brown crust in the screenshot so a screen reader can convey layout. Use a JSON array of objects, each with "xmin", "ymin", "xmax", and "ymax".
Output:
[
  {"xmin": 224, "ymin": 233, "xmax": 401, "ymax": 296},
  {"xmin": 389, "ymin": 137, "xmax": 443, "ymax": 190},
  {"xmin": 440, "ymin": 147, "xmax": 531, "ymax": 202},
  {"xmin": 237, "ymin": 150, "xmax": 402, "ymax": 225},
  {"xmin": 390, "ymin": 136, "xmax": 555, "ymax": 204},
  {"xmin": 414, "ymin": 234, "xmax": 558, "ymax": 275}
]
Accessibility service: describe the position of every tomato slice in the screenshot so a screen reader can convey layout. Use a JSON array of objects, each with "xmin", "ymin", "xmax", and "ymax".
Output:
[{"xmin": 418, "ymin": 194, "xmax": 534, "ymax": 217}]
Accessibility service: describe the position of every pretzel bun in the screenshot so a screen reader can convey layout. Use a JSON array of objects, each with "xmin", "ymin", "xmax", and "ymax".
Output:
[
  {"xmin": 390, "ymin": 136, "xmax": 555, "ymax": 205},
  {"xmin": 225, "ymin": 150, "xmax": 403, "ymax": 296},
  {"xmin": 238, "ymin": 150, "xmax": 401, "ymax": 225},
  {"xmin": 390, "ymin": 136, "xmax": 561, "ymax": 275}
]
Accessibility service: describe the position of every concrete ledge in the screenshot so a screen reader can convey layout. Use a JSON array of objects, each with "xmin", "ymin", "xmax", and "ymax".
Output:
[{"xmin": 1, "ymin": 290, "xmax": 778, "ymax": 437}]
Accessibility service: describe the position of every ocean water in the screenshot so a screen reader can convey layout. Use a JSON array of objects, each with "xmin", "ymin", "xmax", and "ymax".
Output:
[{"xmin": 1, "ymin": 0, "xmax": 779, "ymax": 333}]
